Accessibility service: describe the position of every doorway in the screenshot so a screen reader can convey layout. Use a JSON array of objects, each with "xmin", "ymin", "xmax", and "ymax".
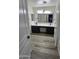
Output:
[{"xmin": 19, "ymin": 0, "xmax": 60, "ymax": 59}]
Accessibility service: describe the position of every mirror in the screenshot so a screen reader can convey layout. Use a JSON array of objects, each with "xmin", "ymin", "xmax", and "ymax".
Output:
[
  {"xmin": 31, "ymin": 14, "xmax": 53, "ymax": 23},
  {"xmin": 31, "ymin": 6, "xmax": 55, "ymax": 23}
]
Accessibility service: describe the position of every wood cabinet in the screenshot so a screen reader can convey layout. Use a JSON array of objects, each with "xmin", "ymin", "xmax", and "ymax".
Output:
[{"xmin": 31, "ymin": 26, "xmax": 54, "ymax": 34}]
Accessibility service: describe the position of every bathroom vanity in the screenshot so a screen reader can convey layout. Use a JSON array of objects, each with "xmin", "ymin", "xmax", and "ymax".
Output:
[
  {"xmin": 31, "ymin": 22, "xmax": 55, "ymax": 34},
  {"xmin": 31, "ymin": 11, "xmax": 55, "ymax": 34}
]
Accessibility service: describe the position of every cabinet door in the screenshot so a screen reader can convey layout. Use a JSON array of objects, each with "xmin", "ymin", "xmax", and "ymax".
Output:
[
  {"xmin": 46, "ymin": 27, "xmax": 54, "ymax": 34},
  {"xmin": 19, "ymin": 0, "xmax": 31, "ymax": 59}
]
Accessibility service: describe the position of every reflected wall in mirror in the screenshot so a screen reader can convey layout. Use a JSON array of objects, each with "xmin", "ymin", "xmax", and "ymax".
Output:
[{"xmin": 31, "ymin": 14, "xmax": 53, "ymax": 23}]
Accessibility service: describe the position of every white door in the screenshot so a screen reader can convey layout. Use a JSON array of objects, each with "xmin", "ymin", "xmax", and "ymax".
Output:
[{"xmin": 19, "ymin": 0, "xmax": 31, "ymax": 59}]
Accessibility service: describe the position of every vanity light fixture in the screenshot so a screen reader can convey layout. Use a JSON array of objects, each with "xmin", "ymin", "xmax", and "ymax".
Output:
[{"xmin": 37, "ymin": 0, "xmax": 50, "ymax": 4}]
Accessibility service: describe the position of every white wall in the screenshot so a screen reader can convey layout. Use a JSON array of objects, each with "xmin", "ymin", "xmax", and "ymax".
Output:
[{"xmin": 54, "ymin": 0, "xmax": 60, "ymax": 56}]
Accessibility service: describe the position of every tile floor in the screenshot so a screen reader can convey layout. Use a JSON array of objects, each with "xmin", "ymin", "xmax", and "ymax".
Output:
[
  {"xmin": 31, "ymin": 33, "xmax": 59, "ymax": 59},
  {"xmin": 31, "ymin": 50, "xmax": 59, "ymax": 59}
]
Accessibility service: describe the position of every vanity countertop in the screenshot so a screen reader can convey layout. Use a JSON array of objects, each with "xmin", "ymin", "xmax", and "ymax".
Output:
[{"xmin": 31, "ymin": 21, "xmax": 56, "ymax": 27}]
